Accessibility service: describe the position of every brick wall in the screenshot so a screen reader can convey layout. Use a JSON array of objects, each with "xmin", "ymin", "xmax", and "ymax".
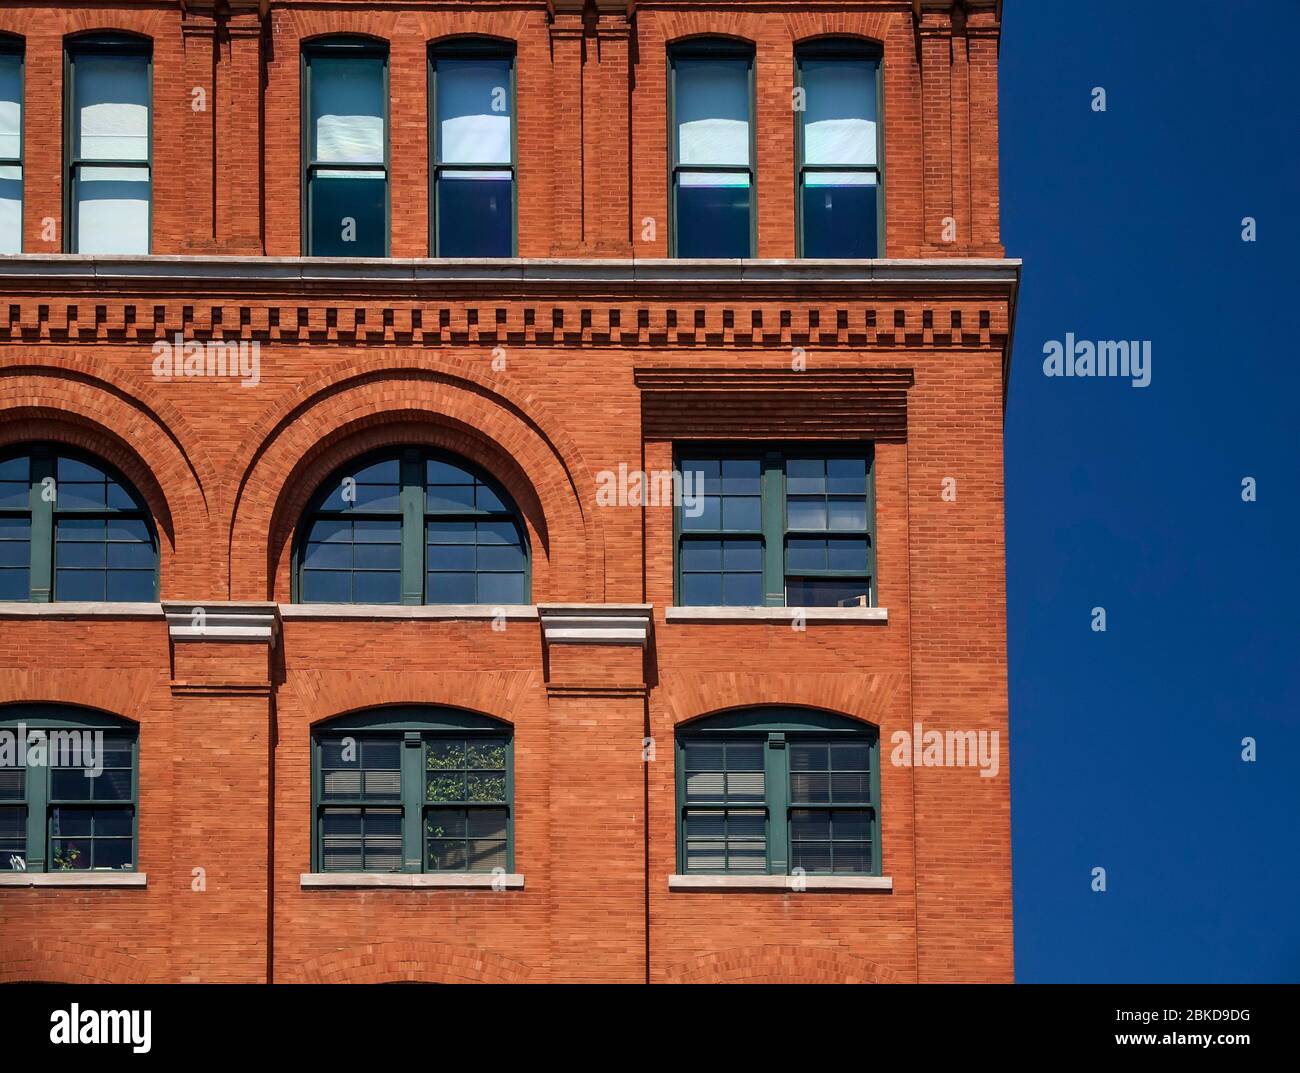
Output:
[{"xmin": 0, "ymin": 0, "xmax": 1013, "ymax": 984}]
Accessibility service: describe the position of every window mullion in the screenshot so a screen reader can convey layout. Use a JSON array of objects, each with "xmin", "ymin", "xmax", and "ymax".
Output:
[
  {"xmin": 28, "ymin": 447, "xmax": 54, "ymax": 602},
  {"xmin": 399, "ymin": 450, "xmax": 424, "ymax": 605},
  {"xmin": 761, "ymin": 454, "xmax": 784, "ymax": 606},
  {"xmin": 27, "ymin": 732, "xmax": 48, "ymax": 871},
  {"xmin": 766, "ymin": 732, "xmax": 789, "ymax": 875},
  {"xmin": 401, "ymin": 731, "xmax": 423, "ymax": 873}
]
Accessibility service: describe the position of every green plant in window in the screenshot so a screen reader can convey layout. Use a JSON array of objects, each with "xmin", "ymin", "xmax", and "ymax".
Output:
[
  {"xmin": 467, "ymin": 774, "xmax": 506, "ymax": 802},
  {"xmin": 426, "ymin": 774, "xmax": 465, "ymax": 802},
  {"xmin": 52, "ymin": 845, "xmax": 81, "ymax": 871},
  {"xmin": 426, "ymin": 740, "xmax": 466, "ymax": 770},
  {"xmin": 466, "ymin": 741, "xmax": 506, "ymax": 769}
]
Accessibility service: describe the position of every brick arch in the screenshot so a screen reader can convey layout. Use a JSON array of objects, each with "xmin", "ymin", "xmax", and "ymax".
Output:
[
  {"xmin": 291, "ymin": 670, "xmax": 538, "ymax": 728},
  {"xmin": 661, "ymin": 672, "xmax": 905, "ymax": 729},
  {"xmin": 0, "ymin": 364, "xmax": 218, "ymax": 598},
  {"xmin": 0, "ymin": 940, "xmax": 151, "ymax": 985},
  {"xmin": 664, "ymin": 944, "xmax": 899, "ymax": 984},
  {"xmin": 0, "ymin": 677, "xmax": 155, "ymax": 723},
  {"xmin": 225, "ymin": 353, "xmax": 604, "ymax": 602},
  {"xmin": 289, "ymin": 941, "xmax": 532, "ymax": 984},
  {"xmin": 784, "ymin": 12, "xmax": 892, "ymax": 47}
]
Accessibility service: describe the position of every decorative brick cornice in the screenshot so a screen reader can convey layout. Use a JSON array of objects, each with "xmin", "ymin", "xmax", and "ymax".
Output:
[{"xmin": 0, "ymin": 257, "xmax": 1018, "ymax": 352}]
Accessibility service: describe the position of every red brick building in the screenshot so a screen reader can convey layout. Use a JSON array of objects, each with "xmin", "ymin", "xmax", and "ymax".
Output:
[{"xmin": 0, "ymin": 0, "xmax": 1016, "ymax": 984}]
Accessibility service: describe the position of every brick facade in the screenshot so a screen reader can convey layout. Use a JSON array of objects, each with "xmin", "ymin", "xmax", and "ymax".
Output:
[{"xmin": 0, "ymin": 0, "xmax": 1016, "ymax": 984}]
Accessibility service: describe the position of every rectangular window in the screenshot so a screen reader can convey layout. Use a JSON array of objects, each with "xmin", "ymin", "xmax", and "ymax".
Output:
[
  {"xmin": 430, "ymin": 44, "xmax": 515, "ymax": 257},
  {"xmin": 0, "ymin": 42, "xmax": 22, "ymax": 254},
  {"xmin": 66, "ymin": 37, "xmax": 151, "ymax": 254},
  {"xmin": 670, "ymin": 43, "xmax": 754, "ymax": 258},
  {"xmin": 681, "ymin": 739, "xmax": 767, "ymax": 873},
  {"xmin": 303, "ymin": 40, "xmax": 388, "ymax": 257},
  {"xmin": 676, "ymin": 448, "xmax": 875, "ymax": 608},
  {"xmin": 797, "ymin": 45, "xmax": 882, "ymax": 258},
  {"xmin": 788, "ymin": 740, "xmax": 875, "ymax": 873}
]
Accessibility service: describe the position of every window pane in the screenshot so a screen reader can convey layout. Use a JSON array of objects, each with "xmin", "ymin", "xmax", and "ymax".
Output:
[
  {"xmin": 676, "ymin": 172, "xmax": 750, "ymax": 258},
  {"xmin": 436, "ymin": 58, "xmax": 512, "ymax": 164},
  {"xmin": 675, "ymin": 57, "xmax": 750, "ymax": 167},
  {"xmin": 0, "ymin": 54, "xmax": 19, "ymax": 159},
  {"xmin": 0, "ymin": 805, "xmax": 25, "ymax": 870},
  {"xmin": 308, "ymin": 169, "xmax": 385, "ymax": 256},
  {"xmin": 785, "ymin": 576, "xmax": 870, "ymax": 607},
  {"xmin": 0, "ymin": 163, "xmax": 18, "ymax": 256},
  {"xmin": 802, "ymin": 172, "xmax": 878, "ymax": 258},
  {"xmin": 801, "ymin": 58, "xmax": 876, "ymax": 167},
  {"xmin": 74, "ymin": 165, "xmax": 149, "ymax": 254},
  {"xmin": 436, "ymin": 170, "xmax": 513, "ymax": 256},
  {"xmin": 310, "ymin": 57, "xmax": 384, "ymax": 164},
  {"xmin": 0, "ymin": 515, "xmax": 29, "ymax": 599},
  {"xmin": 75, "ymin": 55, "xmax": 149, "ymax": 161}
]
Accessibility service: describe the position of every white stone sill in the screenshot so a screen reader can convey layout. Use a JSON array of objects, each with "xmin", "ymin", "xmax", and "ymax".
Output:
[
  {"xmin": 0, "ymin": 601, "xmax": 163, "ymax": 618},
  {"xmin": 280, "ymin": 604, "xmax": 538, "ymax": 621},
  {"xmin": 300, "ymin": 872, "xmax": 524, "ymax": 890},
  {"xmin": 664, "ymin": 606, "xmax": 888, "ymax": 625},
  {"xmin": 0, "ymin": 872, "xmax": 146, "ymax": 888},
  {"xmin": 668, "ymin": 874, "xmax": 892, "ymax": 893}
]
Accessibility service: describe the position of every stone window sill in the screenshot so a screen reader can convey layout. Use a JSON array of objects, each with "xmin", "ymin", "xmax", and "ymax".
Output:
[
  {"xmin": 0, "ymin": 872, "xmax": 146, "ymax": 888},
  {"xmin": 668, "ymin": 874, "xmax": 892, "ymax": 893},
  {"xmin": 300, "ymin": 872, "xmax": 524, "ymax": 890},
  {"xmin": 280, "ymin": 604, "xmax": 538, "ymax": 621},
  {"xmin": 0, "ymin": 601, "xmax": 163, "ymax": 618},
  {"xmin": 664, "ymin": 606, "xmax": 888, "ymax": 625}
]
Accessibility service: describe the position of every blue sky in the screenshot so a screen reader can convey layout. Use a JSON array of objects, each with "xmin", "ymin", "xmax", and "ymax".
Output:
[{"xmin": 1000, "ymin": 0, "xmax": 1299, "ymax": 982}]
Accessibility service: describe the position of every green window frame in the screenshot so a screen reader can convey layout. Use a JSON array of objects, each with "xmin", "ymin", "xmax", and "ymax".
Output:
[
  {"xmin": 675, "ymin": 707, "xmax": 880, "ymax": 876},
  {"xmin": 795, "ymin": 38, "xmax": 885, "ymax": 258},
  {"xmin": 0, "ymin": 706, "xmax": 140, "ymax": 874},
  {"xmin": 63, "ymin": 32, "xmax": 152, "ymax": 254},
  {"xmin": 0, "ymin": 35, "xmax": 23, "ymax": 255},
  {"xmin": 311, "ymin": 707, "xmax": 514, "ymax": 874},
  {"xmin": 428, "ymin": 37, "xmax": 518, "ymax": 257},
  {"xmin": 301, "ymin": 36, "xmax": 390, "ymax": 257},
  {"xmin": 292, "ymin": 446, "xmax": 530, "ymax": 606},
  {"xmin": 668, "ymin": 37, "xmax": 757, "ymax": 258},
  {"xmin": 673, "ymin": 445, "xmax": 876, "ymax": 608},
  {"xmin": 0, "ymin": 443, "xmax": 159, "ymax": 603}
]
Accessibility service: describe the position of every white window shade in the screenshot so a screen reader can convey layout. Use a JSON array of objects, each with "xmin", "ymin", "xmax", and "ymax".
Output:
[
  {"xmin": 76, "ymin": 56, "xmax": 149, "ymax": 162},
  {"xmin": 802, "ymin": 58, "xmax": 877, "ymax": 167},
  {"xmin": 437, "ymin": 58, "xmax": 512, "ymax": 164},
  {"xmin": 75, "ymin": 166, "xmax": 149, "ymax": 254},
  {"xmin": 311, "ymin": 58, "xmax": 384, "ymax": 164},
  {"xmin": 675, "ymin": 58, "xmax": 750, "ymax": 167},
  {"xmin": 0, "ymin": 56, "xmax": 20, "ymax": 160}
]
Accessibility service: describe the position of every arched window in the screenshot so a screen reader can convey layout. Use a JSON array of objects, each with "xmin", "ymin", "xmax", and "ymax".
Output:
[
  {"xmin": 675, "ymin": 707, "xmax": 879, "ymax": 876},
  {"xmin": 795, "ymin": 38, "xmax": 884, "ymax": 257},
  {"xmin": 0, "ymin": 705, "xmax": 139, "ymax": 873},
  {"xmin": 302, "ymin": 35, "xmax": 389, "ymax": 256},
  {"xmin": 0, "ymin": 444, "xmax": 158, "ymax": 602},
  {"xmin": 429, "ymin": 37, "xmax": 517, "ymax": 257},
  {"xmin": 294, "ymin": 447, "xmax": 529, "ymax": 605},
  {"xmin": 312, "ymin": 707, "xmax": 513, "ymax": 874}
]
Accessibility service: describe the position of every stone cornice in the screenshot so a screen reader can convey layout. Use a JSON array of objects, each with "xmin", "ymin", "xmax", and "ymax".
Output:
[{"xmin": 538, "ymin": 603, "xmax": 652, "ymax": 646}]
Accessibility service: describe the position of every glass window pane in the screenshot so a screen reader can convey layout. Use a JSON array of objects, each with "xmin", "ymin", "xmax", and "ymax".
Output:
[
  {"xmin": 436, "ymin": 170, "xmax": 513, "ymax": 256},
  {"xmin": 681, "ymin": 571, "xmax": 722, "ymax": 606},
  {"xmin": 828, "ymin": 497, "xmax": 868, "ymax": 530},
  {"xmin": 75, "ymin": 55, "xmax": 149, "ymax": 161},
  {"xmin": 308, "ymin": 169, "xmax": 385, "ymax": 256},
  {"xmin": 310, "ymin": 56, "xmax": 384, "ymax": 164},
  {"xmin": 681, "ymin": 539, "xmax": 722, "ymax": 573},
  {"xmin": 826, "ymin": 457, "xmax": 867, "ymax": 494},
  {"xmin": 675, "ymin": 57, "xmax": 750, "ymax": 166},
  {"xmin": 437, "ymin": 58, "xmax": 512, "ymax": 164},
  {"xmin": 676, "ymin": 172, "xmax": 750, "ymax": 258},
  {"xmin": 801, "ymin": 57, "xmax": 876, "ymax": 166},
  {"xmin": 802, "ymin": 172, "xmax": 877, "ymax": 258},
  {"xmin": 74, "ymin": 165, "xmax": 149, "ymax": 254},
  {"xmin": 785, "ymin": 576, "xmax": 870, "ymax": 607},
  {"xmin": 477, "ymin": 571, "xmax": 526, "ymax": 605},
  {"xmin": 787, "ymin": 496, "xmax": 827, "ymax": 530},
  {"xmin": 0, "ymin": 54, "xmax": 19, "ymax": 159},
  {"xmin": 0, "ymin": 163, "xmax": 19, "ymax": 255}
]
